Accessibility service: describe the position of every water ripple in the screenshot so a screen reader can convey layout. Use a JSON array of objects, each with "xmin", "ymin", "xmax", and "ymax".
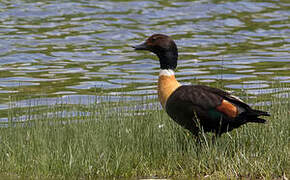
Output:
[{"xmin": 0, "ymin": 0, "xmax": 289, "ymax": 116}]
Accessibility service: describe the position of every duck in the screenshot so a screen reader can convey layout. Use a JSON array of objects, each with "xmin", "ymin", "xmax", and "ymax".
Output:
[{"xmin": 132, "ymin": 34, "xmax": 270, "ymax": 137}]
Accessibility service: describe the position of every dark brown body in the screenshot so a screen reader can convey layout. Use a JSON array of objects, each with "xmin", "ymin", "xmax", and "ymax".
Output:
[{"xmin": 166, "ymin": 85, "xmax": 269, "ymax": 136}]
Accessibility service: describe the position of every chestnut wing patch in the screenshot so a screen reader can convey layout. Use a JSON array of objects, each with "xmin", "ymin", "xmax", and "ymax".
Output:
[{"xmin": 216, "ymin": 99, "xmax": 238, "ymax": 118}]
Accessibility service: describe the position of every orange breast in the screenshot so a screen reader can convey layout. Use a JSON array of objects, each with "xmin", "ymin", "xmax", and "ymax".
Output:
[{"xmin": 158, "ymin": 75, "xmax": 181, "ymax": 108}]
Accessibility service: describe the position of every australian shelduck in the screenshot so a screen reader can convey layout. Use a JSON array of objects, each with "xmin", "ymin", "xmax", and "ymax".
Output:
[{"xmin": 133, "ymin": 34, "xmax": 270, "ymax": 137}]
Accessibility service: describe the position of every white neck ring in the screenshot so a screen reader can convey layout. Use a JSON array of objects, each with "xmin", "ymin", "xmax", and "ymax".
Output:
[{"xmin": 159, "ymin": 69, "xmax": 175, "ymax": 76}]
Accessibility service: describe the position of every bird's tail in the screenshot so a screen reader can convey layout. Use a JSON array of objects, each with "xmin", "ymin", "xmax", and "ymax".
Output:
[
  {"xmin": 242, "ymin": 109, "xmax": 270, "ymax": 123},
  {"xmin": 247, "ymin": 117, "xmax": 267, "ymax": 123},
  {"xmin": 250, "ymin": 109, "xmax": 270, "ymax": 117}
]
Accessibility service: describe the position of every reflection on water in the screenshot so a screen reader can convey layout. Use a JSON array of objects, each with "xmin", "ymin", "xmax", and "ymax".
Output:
[{"xmin": 0, "ymin": 0, "xmax": 289, "ymax": 121}]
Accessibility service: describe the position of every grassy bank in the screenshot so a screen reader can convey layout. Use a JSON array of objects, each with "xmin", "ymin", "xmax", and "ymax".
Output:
[{"xmin": 0, "ymin": 88, "xmax": 289, "ymax": 179}]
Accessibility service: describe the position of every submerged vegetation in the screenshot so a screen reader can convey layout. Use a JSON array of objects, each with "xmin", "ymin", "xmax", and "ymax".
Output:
[{"xmin": 0, "ymin": 84, "xmax": 289, "ymax": 179}]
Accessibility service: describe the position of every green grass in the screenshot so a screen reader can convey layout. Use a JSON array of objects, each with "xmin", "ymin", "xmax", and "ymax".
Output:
[{"xmin": 0, "ymin": 87, "xmax": 289, "ymax": 179}]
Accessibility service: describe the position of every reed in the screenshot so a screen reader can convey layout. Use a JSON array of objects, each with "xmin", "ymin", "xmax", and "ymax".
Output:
[{"xmin": 0, "ymin": 86, "xmax": 289, "ymax": 179}]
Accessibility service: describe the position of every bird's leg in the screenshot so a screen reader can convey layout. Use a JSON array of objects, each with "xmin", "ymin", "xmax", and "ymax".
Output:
[
  {"xmin": 211, "ymin": 132, "xmax": 221, "ymax": 144},
  {"xmin": 194, "ymin": 133, "xmax": 202, "ymax": 145}
]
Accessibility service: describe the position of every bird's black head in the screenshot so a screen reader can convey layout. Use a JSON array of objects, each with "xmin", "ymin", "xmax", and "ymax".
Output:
[{"xmin": 133, "ymin": 34, "xmax": 178, "ymax": 70}]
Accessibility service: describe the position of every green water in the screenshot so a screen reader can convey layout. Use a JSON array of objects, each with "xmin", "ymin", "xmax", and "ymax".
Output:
[{"xmin": 0, "ymin": 0, "xmax": 289, "ymax": 122}]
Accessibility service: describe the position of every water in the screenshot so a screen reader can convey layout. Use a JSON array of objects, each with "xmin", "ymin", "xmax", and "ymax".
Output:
[{"xmin": 0, "ymin": 0, "xmax": 289, "ymax": 121}]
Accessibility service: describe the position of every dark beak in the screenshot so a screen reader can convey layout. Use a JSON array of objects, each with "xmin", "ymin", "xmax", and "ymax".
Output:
[{"xmin": 132, "ymin": 42, "xmax": 148, "ymax": 50}]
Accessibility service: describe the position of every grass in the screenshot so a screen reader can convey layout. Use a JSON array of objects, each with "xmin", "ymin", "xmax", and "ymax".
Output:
[{"xmin": 0, "ymin": 86, "xmax": 289, "ymax": 179}]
